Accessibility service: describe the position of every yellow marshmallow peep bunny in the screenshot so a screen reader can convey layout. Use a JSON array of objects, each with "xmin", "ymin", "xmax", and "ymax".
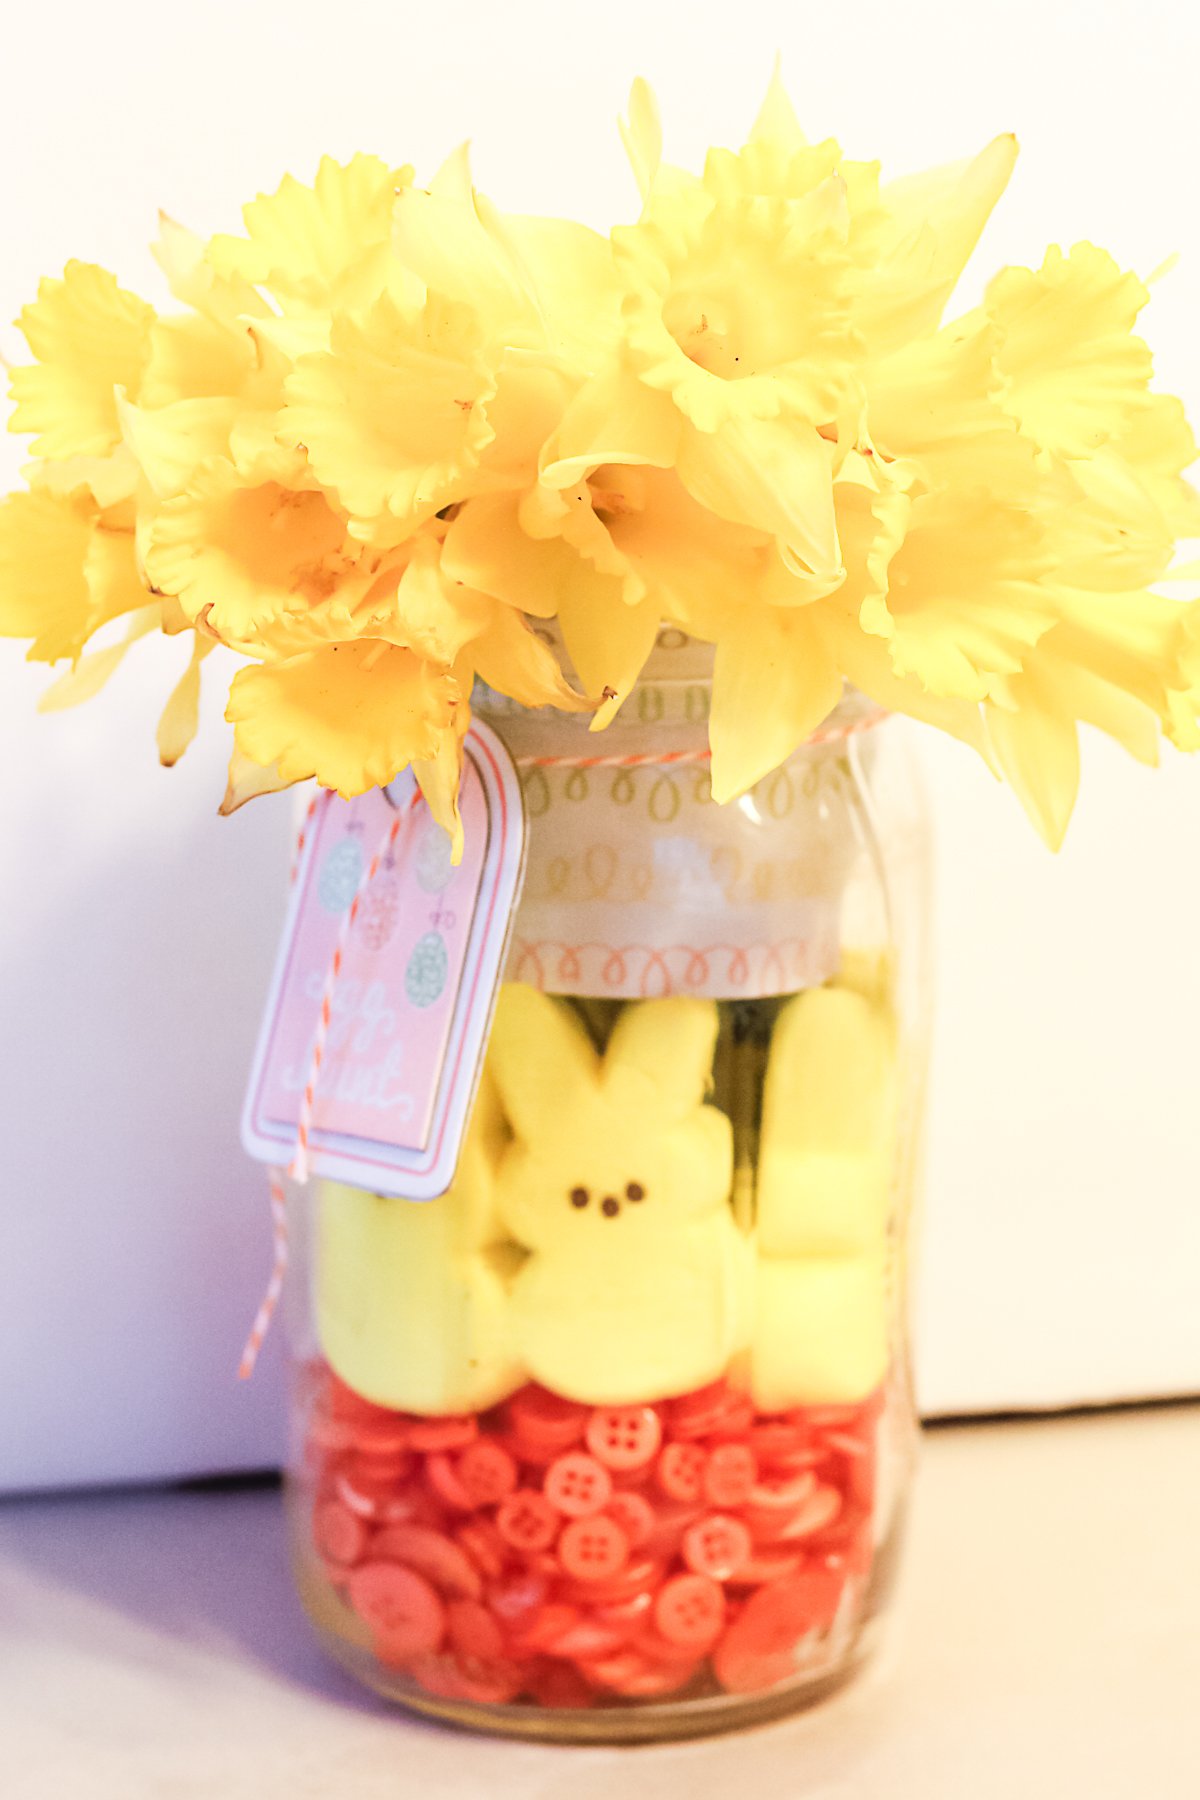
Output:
[
  {"xmin": 315, "ymin": 1067, "xmax": 526, "ymax": 1414},
  {"xmin": 488, "ymin": 985, "xmax": 747, "ymax": 1405},
  {"xmin": 746, "ymin": 978, "xmax": 898, "ymax": 1408}
]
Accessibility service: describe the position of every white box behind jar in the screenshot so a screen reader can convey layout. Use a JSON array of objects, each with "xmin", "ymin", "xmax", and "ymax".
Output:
[{"xmin": 1, "ymin": 0, "xmax": 1198, "ymax": 1489}]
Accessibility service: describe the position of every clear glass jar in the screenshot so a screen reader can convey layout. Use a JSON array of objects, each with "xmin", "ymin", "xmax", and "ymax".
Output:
[{"xmin": 282, "ymin": 635, "xmax": 932, "ymax": 1742}]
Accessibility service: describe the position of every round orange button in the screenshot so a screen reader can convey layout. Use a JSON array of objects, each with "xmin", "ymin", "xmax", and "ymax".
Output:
[
  {"xmin": 653, "ymin": 1573, "xmax": 726, "ymax": 1649},
  {"xmin": 558, "ymin": 1513, "xmax": 631, "ymax": 1582},
  {"xmin": 313, "ymin": 1498, "xmax": 367, "ymax": 1567},
  {"xmin": 445, "ymin": 1597, "xmax": 506, "ymax": 1664},
  {"xmin": 370, "ymin": 1522, "xmax": 484, "ymax": 1600},
  {"xmin": 508, "ymin": 1386, "xmax": 588, "ymax": 1451},
  {"xmin": 347, "ymin": 1562, "xmax": 446, "ymax": 1657},
  {"xmin": 656, "ymin": 1442, "xmax": 708, "ymax": 1503},
  {"xmin": 544, "ymin": 1452, "xmax": 613, "ymax": 1518},
  {"xmin": 407, "ymin": 1415, "xmax": 479, "ymax": 1453},
  {"xmin": 682, "ymin": 1513, "xmax": 753, "ymax": 1582},
  {"xmin": 496, "ymin": 1489, "xmax": 561, "ymax": 1554},
  {"xmin": 456, "ymin": 1439, "xmax": 519, "ymax": 1507},
  {"xmin": 585, "ymin": 1406, "xmax": 663, "ymax": 1472},
  {"xmin": 703, "ymin": 1442, "xmax": 758, "ymax": 1508}
]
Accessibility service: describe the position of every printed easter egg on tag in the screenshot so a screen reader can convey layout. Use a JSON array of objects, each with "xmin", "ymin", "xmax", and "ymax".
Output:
[
  {"xmin": 405, "ymin": 932, "xmax": 449, "ymax": 1009},
  {"xmin": 359, "ymin": 871, "xmax": 401, "ymax": 953},
  {"xmin": 415, "ymin": 821, "xmax": 455, "ymax": 894},
  {"xmin": 242, "ymin": 720, "xmax": 527, "ymax": 1200},
  {"xmin": 318, "ymin": 837, "xmax": 365, "ymax": 914}
]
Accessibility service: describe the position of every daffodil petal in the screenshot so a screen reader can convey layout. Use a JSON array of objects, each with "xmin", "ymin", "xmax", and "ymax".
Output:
[
  {"xmin": 708, "ymin": 608, "xmax": 843, "ymax": 801},
  {"xmin": 139, "ymin": 314, "xmax": 257, "ymax": 410},
  {"xmin": 157, "ymin": 634, "xmax": 217, "ymax": 766},
  {"xmin": 557, "ymin": 589, "xmax": 661, "ymax": 726},
  {"xmin": 470, "ymin": 606, "xmax": 594, "ymax": 711},
  {"xmin": 413, "ymin": 684, "xmax": 470, "ymax": 863},
  {"xmin": 986, "ymin": 243, "xmax": 1152, "ymax": 457},
  {"xmin": 225, "ymin": 638, "xmax": 458, "ymax": 797},
  {"xmin": 0, "ymin": 489, "xmax": 92, "ymax": 660},
  {"xmin": 144, "ymin": 459, "xmax": 353, "ymax": 639},
  {"xmin": 864, "ymin": 493, "xmax": 1058, "ymax": 699},
  {"xmin": 281, "ymin": 292, "xmax": 495, "ymax": 527},
  {"xmin": 620, "ymin": 79, "xmax": 664, "ymax": 204},
  {"xmin": 369, "ymin": 539, "xmax": 495, "ymax": 663},
  {"xmin": 208, "ymin": 154, "xmax": 411, "ymax": 315},
  {"xmin": 9, "ymin": 262, "xmax": 155, "ymax": 458},
  {"xmin": 857, "ymin": 133, "xmax": 1019, "ymax": 355},
  {"xmin": 36, "ymin": 604, "xmax": 160, "ymax": 710},
  {"xmin": 392, "ymin": 148, "xmax": 540, "ymax": 339},
  {"xmin": 617, "ymin": 181, "xmax": 856, "ymax": 435},
  {"xmin": 26, "ymin": 448, "xmax": 139, "ymax": 512},
  {"xmin": 816, "ymin": 604, "xmax": 991, "ymax": 760},
  {"xmin": 442, "ymin": 493, "xmax": 619, "ymax": 620},
  {"xmin": 985, "ymin": 677, "xmax": 1080, "ymax": 850},
  {"xmin": 152, "ymin": 214, "xmax": 270, "ymax": 326},
  {"xmin": 747, "ymin": 61, "xmax": 808, "ymax": 156},
  {"xmin": 540, "ymin": 367, "xmax": 682, "ymax": 488},
  {"xmin": 84, "ymin": 524, "xmax": 151, "ymax": 639},
  {"xmin": 677, "ymin": 417, "xmax": 841, "ymax": 577},
  {"xmin": 218, "ymin": 741, "xmax": 303, "ymax": 815},
  {"xmin": 117, "ymin": 392, "xmax": 239, "ymax": 498}
]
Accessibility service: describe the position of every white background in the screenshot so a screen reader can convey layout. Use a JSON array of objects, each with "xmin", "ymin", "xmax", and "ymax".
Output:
[{"xmin": 1, "ymin": 0, "xmax": 1197, "ymax": 1489}]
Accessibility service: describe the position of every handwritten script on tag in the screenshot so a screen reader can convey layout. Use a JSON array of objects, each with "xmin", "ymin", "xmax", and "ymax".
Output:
[{"xmin": 241, "ymin": 720, "xmax": 527, "ymax": 1199}]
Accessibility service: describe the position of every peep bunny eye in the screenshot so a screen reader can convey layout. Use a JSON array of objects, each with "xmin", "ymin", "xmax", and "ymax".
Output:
[
  {"xmin": 569, "ymin": 1186, "xmax": 590, "ymax": 1209},
  {"xmin": 625, "ymin": 1183, "xmax": 645, "ymax": 1202}
]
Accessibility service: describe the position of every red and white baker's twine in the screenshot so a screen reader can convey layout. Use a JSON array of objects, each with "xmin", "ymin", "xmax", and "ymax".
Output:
[
  {"xmin": 238, "ymin": 1167, "xmax": 290, "ymax": 1380},
  {"xmin": 512, "ymin": 707, "xmax": 887, "ymax": 770},
  {"xmin": 238, "ymin": 791, "xmax": 417, "ymax": 1379},
  {"xmin": 288, "ymin": 794, "xmax": 419, "ymax": 1186}
]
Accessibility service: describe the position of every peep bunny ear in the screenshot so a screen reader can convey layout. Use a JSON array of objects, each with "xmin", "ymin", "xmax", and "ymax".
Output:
[
  {"xmin": 602, "ymin": 998, "xmax": 719, "ymax": 1121},
  {"xmin": 762, "ymin": 987, "xmax": 895, "ymax": 1159},
  {"xmin": 487, "ymin": 984, "xmax": 599, "ymax": 1143}
]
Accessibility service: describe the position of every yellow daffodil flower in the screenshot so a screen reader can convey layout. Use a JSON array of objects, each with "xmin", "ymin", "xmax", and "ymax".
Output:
[
  {"xmin": 1, "ymin": 71, "xmax": 1197, "ymax": 843},
  {"xmin": 281, "ymin": 291, "xmax": 497, "ymax": 535},
  {"xmin": 9, "ymin": 262, "xmax": 156, "ymax": 458}
]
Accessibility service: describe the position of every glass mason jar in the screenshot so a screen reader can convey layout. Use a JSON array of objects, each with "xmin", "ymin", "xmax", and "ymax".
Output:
[{"xmin": 283, "ymin": 632, "xmax": 932, "ymax": 1742}]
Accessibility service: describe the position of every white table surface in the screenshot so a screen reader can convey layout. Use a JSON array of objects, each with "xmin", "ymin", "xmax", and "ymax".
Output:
[{"xmin": 2, "ymin": 1404, "xmax": 1197, "ymax": 1800}]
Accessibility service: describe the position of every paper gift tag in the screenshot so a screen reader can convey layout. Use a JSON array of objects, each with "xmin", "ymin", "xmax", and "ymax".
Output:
[{"xmin": 241, "ymin": 719, "xmax": 527, "ymax": 1199}]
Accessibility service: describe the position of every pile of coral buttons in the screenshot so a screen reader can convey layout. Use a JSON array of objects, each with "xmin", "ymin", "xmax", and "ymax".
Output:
[{"xmin": 303, "ymin": 1367, "xmax": 881, "ymax": 1707}]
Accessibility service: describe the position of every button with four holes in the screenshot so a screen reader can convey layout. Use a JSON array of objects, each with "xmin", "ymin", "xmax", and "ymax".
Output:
[
  {"xmin": 653, "ymin": 1572, "xmax": 726, "ymax": 1649},
  {"xmin": 558, "ymin": 1513, "xmax": 631, "ymax": 1582},
  {"xmin": 544, "ymin": 1451, "xmax": 613, "ymax": 1517},
  {"xmin": 495, "ymin": 1489, "xmax": 561, "ymax": 1553},
  {"xmin": 456, "ymin": 1439, "xmax": 519, "ymax": 1507},
  {"xmin": 682, "ymin": 1513, "xmax": 753, "ymax": 1581},
  {"xmin": 703, "ymin": 1441, "xmax": 758, "ymax": 1507},
  {"xmin": 586, "ymin": 1405, "xmax": 662, "ymax": 1472},
  {"xmin": 656, "ymin": 1441, "xmax": 709, "ymax": 1502}
]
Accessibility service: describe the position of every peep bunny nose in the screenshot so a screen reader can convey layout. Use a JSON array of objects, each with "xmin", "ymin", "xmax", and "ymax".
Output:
[{"xmin": 566, "ymin": 1181, "xmax": 648, "ymax": 1220}]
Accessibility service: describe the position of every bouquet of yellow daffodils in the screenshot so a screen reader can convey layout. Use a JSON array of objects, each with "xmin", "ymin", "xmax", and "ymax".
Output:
[{"xmin": 3, "ymin": 74, "xmax": 1198, "ymax": 850}]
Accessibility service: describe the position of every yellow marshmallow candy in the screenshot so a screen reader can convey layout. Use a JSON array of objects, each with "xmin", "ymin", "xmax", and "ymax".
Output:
[
  {"xmin": 747, "ymin": 981, "xmax": 898, "ymax": 1410},
  {"xmin": 314, "ymin": 1071, "xmax": 526, "ymax": 1415},
  {"xmin": 757, "ymin": 986, "xmax": 896, "ymax": 1258},
  {"xmin": 748, "ymin": 1253, "xmax": 890, "ymax": 1410},
  {"xmin": 488, "ymin": 984, "xmax": 746, "ymax": 1404}
]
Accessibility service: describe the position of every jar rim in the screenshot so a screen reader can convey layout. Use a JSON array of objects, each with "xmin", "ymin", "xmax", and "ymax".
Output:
[{"xmin": 474, "ymin": 627, "xmax": 884, "ymax": 747}]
